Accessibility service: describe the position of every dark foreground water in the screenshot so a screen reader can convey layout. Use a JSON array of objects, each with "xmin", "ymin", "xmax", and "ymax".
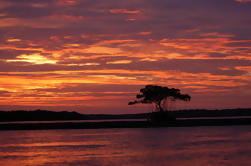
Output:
[{"xmin": 0, "ymin": 126, "xmax": 251, "ymax": 166}]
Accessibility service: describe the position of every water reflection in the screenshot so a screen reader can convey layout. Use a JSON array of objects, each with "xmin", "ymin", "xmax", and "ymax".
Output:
[{"xmin": 0, "ymin": 126, "xmax": 251, "ymax": 166}]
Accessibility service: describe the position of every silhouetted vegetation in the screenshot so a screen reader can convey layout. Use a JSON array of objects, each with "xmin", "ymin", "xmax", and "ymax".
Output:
[
  {"xmin": 0, "ymin": 108, "xmax": 251, "ymax": 122},
  {"xmin": 129, "ymin": 85, "xmax": 191, "ymax": 122},
  {"xmin": 0, "ymin": 110, "xmax": 146, "ymax": 122},
  {"xmin": 0, "ymin": 108, "xmax": 251, "ymax": 130},
  {"xmin": 129, "ymin": 85, "xmax": 191, "ymax": 111},
  {"xmin": 173, "ymin": 108, "xmax": 251, "ymax": 118},
  {"xmin": 0, "ymin": 110, "xmax": 86, "ymax": 122},
  {"xmin": 1, "ymin": 115, "xmax": 251, "ymax": 130}
]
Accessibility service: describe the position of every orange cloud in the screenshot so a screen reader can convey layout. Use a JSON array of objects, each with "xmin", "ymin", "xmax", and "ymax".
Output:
[
  {"xmin": 46, "ymin": 14, "xmax": 84, "ymax": 22},
  {"xmin": 106, "ymin": 60, "xmax": 132, "ymax": 64},
  {"xmin": 7, "ymin": 38, "xmax": 21, "ymax": 42},
  {"xmin": 0, "ymin": 17, "xmax": 64, "ymax": 28},
  {"xmin": 31, "ymin": 3, "xmax": 48, "ymax": 8},
  {"xmin": 126, "ymin": 18, "xmax": 137, "ymax": 21},
  {"xmin": 56, "ymin": 0, "xmax": 78, "ymax": 5},
  {"xmin": 138, "ymin": 32, "xmax": 152, "ymax": 35},
  {"xmin": 0, "ymin": 13, "xmax": 7, "ymax": 17},
  {"xmin": 0, "ymin": 65, "xmax": 250, "ymax": 110},
  {"xmin": 6, "ymin": 54, "xmax": 57, "ymax": 64},
  {"xmin": 160, "ymin": 34, "xmax": 251, "ymax": 60},
  {"xmin": 109, "ymin": 9, "xmax": 141, "ymax": 14},
  {"xmin": 67, "ymin": 63, "xmax": 100, "ymax": 66},
  {"xmin": 84, "ymin": 46, "xmax": 123, "ymax": 54}
]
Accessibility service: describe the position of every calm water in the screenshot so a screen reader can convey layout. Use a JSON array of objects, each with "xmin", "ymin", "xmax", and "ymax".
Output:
[
  {"xmin": 0, "ymin": 126, "xmax": 251, "ymax": 166},
  {"xmin": 2, "ymin": 116, "xmax": 251, "ymax": 124},
  {"xmin": 0, "ymin": 119, "xmax": 146, "ymax": 124}
]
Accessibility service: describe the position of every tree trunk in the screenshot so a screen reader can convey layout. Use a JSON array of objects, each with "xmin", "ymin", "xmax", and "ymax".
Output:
[{"xmin": 158, "ymin": 101, "xmax": 164, "ymax": 112}]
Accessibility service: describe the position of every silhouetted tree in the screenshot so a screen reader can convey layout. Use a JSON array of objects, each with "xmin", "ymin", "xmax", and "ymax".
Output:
[{"xmin": 129, "ymin": 85, "xmax": 191, "ymax": 112}]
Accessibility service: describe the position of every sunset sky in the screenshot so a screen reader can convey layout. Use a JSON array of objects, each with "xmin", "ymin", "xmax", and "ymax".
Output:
[{"xmin": 0, "ymin": 0, "xmax": 251, "ymax": 114}]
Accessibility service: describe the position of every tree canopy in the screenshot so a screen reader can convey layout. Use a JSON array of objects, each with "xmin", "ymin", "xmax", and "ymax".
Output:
[{"xmin": 129, "ymin": 85, "xmax": 191, "ymax": 112}]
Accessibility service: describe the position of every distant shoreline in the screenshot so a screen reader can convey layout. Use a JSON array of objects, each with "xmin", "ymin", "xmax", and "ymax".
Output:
[
  {"xmin": 0, "ymin": 118, "xmax": 251, "ymax": 131},
  {"xmin": 1, "ymin": 108, "xmax": 251, "ymax": 122},
  {"xmin": 1, "ymin": 109, "xmax": 251, "ymax": 130}
]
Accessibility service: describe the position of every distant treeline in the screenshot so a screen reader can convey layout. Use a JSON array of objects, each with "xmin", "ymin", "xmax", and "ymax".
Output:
[
  {"xmin": 0, "ymin": 110, "xmax": 146, "ymax": 122},
  {"xmin": 173, "ymin": 108, "xmax": 251, "ymax": 118},
  {"xmin": 0, "ymin": 108, "xmax": 251, "ymax": 122},
  {"xmin": 0, "ymin": 110, "xmax": 85, "ymax": 122}
]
